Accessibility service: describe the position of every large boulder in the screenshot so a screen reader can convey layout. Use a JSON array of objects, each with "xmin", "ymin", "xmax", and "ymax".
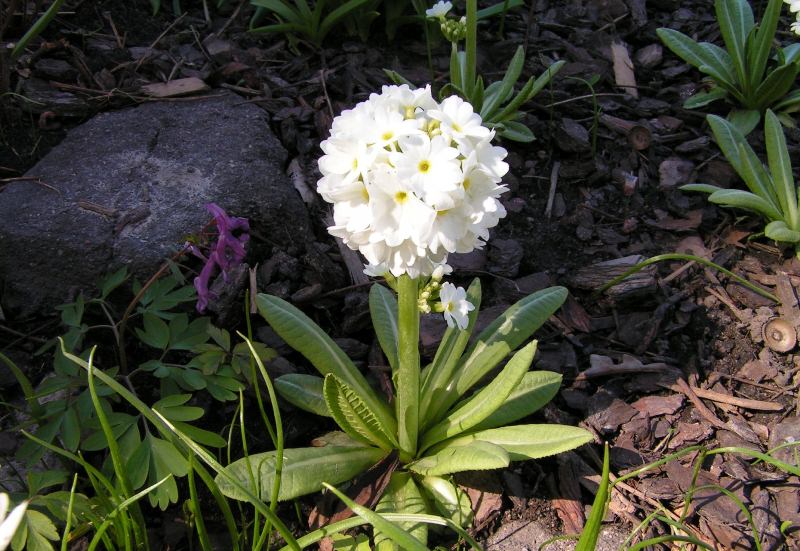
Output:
[{"xmin": 0, "ymin": 91, "xmax": 312, "ymax": 317}]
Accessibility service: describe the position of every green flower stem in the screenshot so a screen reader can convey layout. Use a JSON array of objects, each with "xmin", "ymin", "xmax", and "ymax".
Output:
[
  {"xmin": 396, "ymin": 275, "xmax": 420, "ymax": 461},
  {"xmin": 465, "ymin": 0, "xmax": 477, "ymax": 96}
]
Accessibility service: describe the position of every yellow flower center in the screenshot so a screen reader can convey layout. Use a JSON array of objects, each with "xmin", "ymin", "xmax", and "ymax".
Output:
[
  {"xmin": 446, "ymin": 301, "xmax": 454, "ymax": 312},
  {"xmin": 361, "ymin": 185, "xmax": 369, "ymax": 202},
  {"xmin": 418, "ymin": 160, "xmax": 431, "ymax": 173},
  {"xmin": 463, "ymin": 178, "xmax": 471, "ymax": 191},
  {"xmin": 382, "ymin": 131, "xmax": 394, "ymax": 141},
  {"xmin": 395, "ymin": 191, "xmax": 408, "ymax": 203}
]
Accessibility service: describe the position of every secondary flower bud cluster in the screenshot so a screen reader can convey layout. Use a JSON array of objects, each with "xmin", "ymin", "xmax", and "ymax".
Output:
[{"xmin": 317, "ymin": 84, "xmax": 509, "ymax": 278}]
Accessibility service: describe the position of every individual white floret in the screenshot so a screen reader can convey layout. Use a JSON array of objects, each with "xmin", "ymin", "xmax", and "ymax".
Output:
[
  {"xmin": 426, "ymin": 1, "xmax": 453, "ymax": 19},
  {"xmin": 439, "ymin": 282, "xmax": 474, "ymax": 329}
]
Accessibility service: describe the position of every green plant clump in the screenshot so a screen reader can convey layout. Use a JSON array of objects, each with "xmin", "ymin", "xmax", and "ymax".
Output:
[
  {"xmin": 657, "ymin": 0, "xmax": 800, "ymax": 134},
  {"xmin": 682, "ymin": 110, "xmax": 800, "ymax": 257}
]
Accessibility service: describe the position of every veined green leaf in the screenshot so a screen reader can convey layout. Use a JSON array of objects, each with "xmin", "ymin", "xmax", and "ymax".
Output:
[
  {"xmin": 737, "ymin": 142, "xmax": 781, "ymax": 209},
  {"xmin": 765, "ymin": 110, "xmax": 799, "ymax": 229},
  {"xmin": 683, "ymin": 87, "xmax": 728, "ymax": 109},
  {"xmin": 480, "ymin": 46, "xmax": 525, "ymax": 119},
  {"xmin": 409, "ymin": 441, "xmax": 509, "ymax": 476},
  {"xmin": 496, "ymin": 120, "xmax": 535, "ymax": 142},
  {"xmin": 375, "ymin": 473, "xmax": 429, "ymax": 548},
  {"xmin": 657, "ymin": 29, "xmax": 737, "ymax": 87},
  {"xmin": 418, "ymin": 476, "xmax": 473, "ymax": 528},
  {"xmin": 136, "ymin": 313, "xmax": 169, "ymax": 350},
  {"xmin": 427, "ymin": 287, "xmax": 567, "ymax": 423},
  {"xmin": 274, "ymin": 374, "xmax": 330, "ymax": 417},
  {"xmin": 369, "ymin": 284, "xmax": 399, "ymax": 372},
  {"xmin": 708, "ymin": 114, "xmax": 744, "ymax": 173},
  {"xmin": 323, "ymin": 483, "xmax": 429, "ymax": 551},
  {"xmin": 765, "ymin": 221, "xmax": 800, "ymax": 243},
  {"xmin": 216, "ymin": 446, "xmax": 386, "ymax": 502},
  {"xmin": 256, "ymin": 294, "xmax": 395, "ymax": 436},
  {"xmin": 754, "ymin": 64, "xmax": 800, "ymax": 113},
  {"xmin": 420, "ymin": 279, "xmax": 481, "ymax": 427},
  {"xmin": 323, "ymin": 374, "xmax": 398, "ymax": 450},
  {"xmin": 471, "ymin": 370, "xmax": 562, "ymax": 432},
  {"xmin": 715, "ymin": 0, "xmax": 754, "ymax": 94},
  {"xmin": 419, "ymin": 341, "xmax": 536, "ymax": 453},
  {"xmin": 430, "ymin": 424, "xmax": 593, "ymax": 461},
  {"xmin": 773, "ymin": 88, "xmax": 800, "ymax": 112},
  {"xmin": 707, "ymin": 189, "xmax": 783, "ymax": 220},
  {"xmin": 747, "ymin": 0, "xmax": 783, "ymax": 87}
]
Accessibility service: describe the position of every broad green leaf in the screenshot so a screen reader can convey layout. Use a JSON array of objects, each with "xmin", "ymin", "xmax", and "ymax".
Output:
[
  {"xmin": 169, "ymin": 315, "xmax": 210, "ymax": 350},
  {"xmin": 310, "ymin": 431, "xmax": 363, "ymax": 447},
  {"xmin": 747, "ymin": 0, "xmax": 783, "ymax": 87},
  {"xmin": 61, "ymin": 407, "xmax": 81, "ymax": 452},
  {"xmin": 418, "ymin": 476, "xmax": 473, "ymax": 528},
  {"xmin": 708, "ymin": 189, "xmax": 783, "ymax": 220},
  {"xmin": 375, "ymin": 473, "xmax": 428, "ymax": 548},
  {"xmin": 275, "ymin": 374, "xmax": 330, "ymax": 417},
  {"xmin": 715, "ymin": 0, "xmax": 753, "ymax": 93},
  {"xmin": 726, "ymin": 109, "xmax": 760, "ymax": 136},
  {"xmin": 683, "ymin": 87, "xmax": 728, "ymax": 109},
  {"xmin": 656, "ymin": 29, "xmax": 736, "ymax": 87},
  {"xmin": 419, "ymin": 341, "xmax": 536, "ymax": 453},
  {"xmin": 256, "ymin": 294, "xmax": 395, "ymax": 436},
  {"xmin": 765, "ymin": 221, "xmax": 800, "ymax": 243},
  {"xmin": 430, "ymin": 424, "xmax": 593, "ymax": 461},
  {"xmin": 12, "ymin": 509, "xmax": 58, "ymax": 551},
  {"xmin": 154, "ymin": 394, "xmax": 205, "ymax": 422},
  {"xmin": 369, "ymin": 284, "xmax": 399, "ymax": 372},
  {"xmin": 409, "ymin": 441, "xmax": 509, "ymax": 476},
  {"xmin": 323, "ymin": 483, "xmax": 429, "ymax": 551},
  {"xmin": 480, "ymin": 46, "xmax": 525, "ymax": 119},
  {"xmin": 493, "ymin": 60, "xmax": 565, "ymax": 123},
  {"xmin": 216, "ymin": 446, "xmax": 386, "ymax": 502},
  {"xmin": 754, "ymin": 64, "xmax": 800, "ymax": 112},
  {"xmin": 173, "ymin": 421, "xmax": 227, "ymax": 448},
  {"xmin": 323, "ymin": 374, "xmax": 397, "ymax": 450},
  {"xmin": 681, "ymin": 183, "xmax": 724, "ymax": 194},
  {"xmin": 100, "ymin": 267, "xmax": 128, "ymax": 299},
  {"xmin": 420, "ymin": 279, "xmax": 481, "ymax": 427},
  {"xmin": 470, "ymin": 370, "xmax": 563, "ymax": 432},
  {"xmin": 127, "ymin": 438, "xmax": 151, "ymax": 489},
  {"xmin": 135, "ymin": 313, "xmax": 169, "ymax": 350},
  {"xmin": 148, "ymin": 434, "xmax": 187, "ymax": 509},
  {"xmin": 773, "ymin": 88, "xmax": 800, "ymax": 112},
  {"xmin": 496, "ymin": 120, "xmax": 535, "ymax": 142},
  {"xmin": 736, "ymin": 142, "xmax": 781, "ymax": 208},
  {"xmin": 428, "ymin": 287, "xmax": 567, "ymax": 423},
  {"xmin": 765, "ymin": 110, "xmax": 799, "ymax": 229},
  {"xmin": 708, "ymin": 114, "xmax": 744, "ymax": 172}
]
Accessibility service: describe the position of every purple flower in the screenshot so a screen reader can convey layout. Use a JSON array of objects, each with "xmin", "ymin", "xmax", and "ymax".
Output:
[{"xmin": 191, "ymin": 203, "xmax": 250, "ymax": 312}]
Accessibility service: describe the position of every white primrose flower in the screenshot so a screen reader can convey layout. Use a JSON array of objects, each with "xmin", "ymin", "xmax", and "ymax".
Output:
[
  {"xmin": 792, "ymin": 18, "xmax": 800, "ymax": 35},
  {"xmin": 786, "ymin": 0, "xmax": 800, "ymax": 12},
  {"xmin": 426, "ymin": 1, "xmax": 453, "ymax": 19},
  {"xmin": 0, "ymin": 494, "xmax": 27, "ymax": 551},
  {"xmin": 438, "ymin": 282, "xmax": 474, "ymax": 329},
  {"xmin": 317, "ymin": 85, "xmax": 508, "ymax": 278}
]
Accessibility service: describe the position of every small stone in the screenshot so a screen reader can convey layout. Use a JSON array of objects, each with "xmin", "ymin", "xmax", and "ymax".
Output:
[
  {"xmin": 488, "ymin": 239, "xmax": 523, "ymax": 278},
  {"xmin": 659, "ymin": 157, "xmax": 695, "ymax": 189},
  {"xmin": 34, "ymin": 58, "xmax": 78, "ymax": 81},
  {"xmin": 555, "ymin": 118, "xmax": 590, "ymax": 153},
  {"xmin": 203, "ymin": 36, "xmax": 234, "ymax": 63},
  {"xmin": 635, "ymin": 44, "xmax": 662, "ymax": 68}
]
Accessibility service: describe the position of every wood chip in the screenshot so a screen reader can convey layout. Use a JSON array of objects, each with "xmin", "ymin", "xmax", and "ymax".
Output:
[
  {"xmin": 611, "ymin": 40, "xmax": 638, "ymax": 98},
  {"xmin": 140, "ymin": 77, "xmax": 210, "ymax": 98}
]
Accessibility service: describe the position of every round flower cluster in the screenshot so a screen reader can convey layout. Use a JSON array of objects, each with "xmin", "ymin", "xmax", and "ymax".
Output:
[{"xmin": 317, "ymin": 84, "xmax": 509, "ymax": 278}]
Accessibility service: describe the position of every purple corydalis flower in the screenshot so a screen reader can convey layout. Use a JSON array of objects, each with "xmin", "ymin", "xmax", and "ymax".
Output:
[{"xmin": 192, "ymin": 203, "xmax": 250, "ymax": 312}]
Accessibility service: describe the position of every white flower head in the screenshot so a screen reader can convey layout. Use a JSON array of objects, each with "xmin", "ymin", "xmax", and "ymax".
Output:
[
  {"xmin": 317, "ymin": 85, "xmax": 508, "ymax": 278},
  {"xmin": 786, "ymin": 0, "xmax": 800, "ymax": 12},
  {"xmin": 439, "ymin": 282, "xmax": 474, "ymax": 329},
  {"xmin": 426, "ymin": 1, "xmax": 453, "ymax": 19}
]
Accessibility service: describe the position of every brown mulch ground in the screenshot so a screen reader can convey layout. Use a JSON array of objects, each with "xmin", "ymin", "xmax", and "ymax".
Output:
[{"xmin": 2, "ymin": 1, "xmax": 799, "ymax": 549}]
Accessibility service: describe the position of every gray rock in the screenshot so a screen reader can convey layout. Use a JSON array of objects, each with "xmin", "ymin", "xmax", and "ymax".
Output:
[{"xmin": 0, "ymin": 91, "xmax": 311, "ymax": 317}]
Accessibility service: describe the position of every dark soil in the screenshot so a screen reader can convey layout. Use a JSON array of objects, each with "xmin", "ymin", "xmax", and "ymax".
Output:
[{"xmin": 2, "ymin": 0, "xmax": 800, "ymax": 550}]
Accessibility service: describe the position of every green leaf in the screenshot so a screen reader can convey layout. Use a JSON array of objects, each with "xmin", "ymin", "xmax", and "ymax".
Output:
[
  {"xmin": 256, "ymin": 294, "xmax": 395, "ymax": 436},
  {"xmin": 765, "ymin": 221, "xmax": 800, "ymax": 243},
  {"xmin": 428, "ymin": 287, "xmax": 567, "ymax": 423},
  {"xmin": 375, "ymin": 473, "xmax": 429, "ymax": 548},
  {"xmin": 715, "ymin": 0, "xmax": 753, "ymax": 93},
  {"xmin": 323, "ymin": 483, "xmax": 429, "ymax": 551},
  {"xmin": 726, "ymin": 108, "xmax": 759, "ymax": 137},
  {"xmin": 319, "ymin": 0, "xmax": 373, "ymax": 44},
  {"xmin": 495, "ymin": 120, "xmax": 535, "ymax": 142},
  {"xmin": 736, "ymin": 141, "xmax": 782, "ymax": 208},
  {"xmin": 135, "ymin": 313, "xmax": 169, "ymax": 350},
  {"xmin": 576, "ymin": 444, "xmax": 610, "ymax": 550},
  {"xmin": 148, "ymin": 434, "xmax": 188, "ymax": 510},
  {"xmin": 169, "ymin": 315, "xmax": 210, "ymax": 350},
  {"xmin": 127, "ymin": 438, "xmax": 151, "ymax": 489},
  {"xmin": 154, "ymin": 395, "xmax": 205, "ymax": 422},
  {"xmin": 431, "ymin": 424, "xmax": 593, "ymax": 461},
  {"xmin": 13, "ymin": 509, "xmax": 58, "ymax": 551},
  {"xmin": 683, "ymin": 87, "xmax": 728, "ymax": 109},
  {"xmin": 754, "ymin": 64, "xmax": 800, "ymax": 112},
  {"xmin": 172, "ymin": 421, "xmax": 227, "ymax": 448},
  {"xmin": 707, "ymin": 114, "xmax": 745, "ymax": 172},
  {"xmin": 656, "ymin": 28, "xmax": 736, "ymax": 87},
  {"xmin": 681, "ymin": 183, "xmax": 724, "ymax": 194},
  {"xmin": 61, "ymin": 407, "xmax": 81, "ymax": 452},
  {"xmin": 419, "ymin": 341, "xmax": 537, "ymax": 453},
  {"xmin": 476, "ymin": 0, "xmax": 524, "ymax": 19},
  {"xmin": 251, "ymin": 0, "xmax": 301, "ymax": 22},
  {"xmin": 216, "ymin": 446, "xmax": 386, "ymax": 502},
  {"xmin": 100, "ymin": 267, "xmax": 128, "ymax": 299},
  {"xmin": 480, "ymin": 46, "xmax": 525, "ymax": 119},
  {"xmin": 418, "ymin": 476, "xmax": 473, "ymax": 528},
  {"xmin": 471, "ymin": 370, "xmax": 562, "ymax": 432},
  {"xmin": 324, "ymin": 374, "xmax": 397, "ymax": 450},
  {"xmin": 707, "ymin": 189, "xmax": 783, "ymax": 220},
  {"xmin": 765, "ymin": 110, "xmax": 799, "ymax": 228},
  {"xmin": 275, "ymin": 374, "xmax": 330, "ymax": 417},
  {"xmin": 409, "ymin": 441, "xmax": 510, "ymax": 476},
  {"xmin": 747, "ymin": 0, "xmax": 783, "ymax": 87},
  {"xmin": 420, "ymin": 279, "xmax": 481, "ymax": 427},
  {"xmin": 369, "ymin": 284, "xmax": 399, "ymax": 372}
]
